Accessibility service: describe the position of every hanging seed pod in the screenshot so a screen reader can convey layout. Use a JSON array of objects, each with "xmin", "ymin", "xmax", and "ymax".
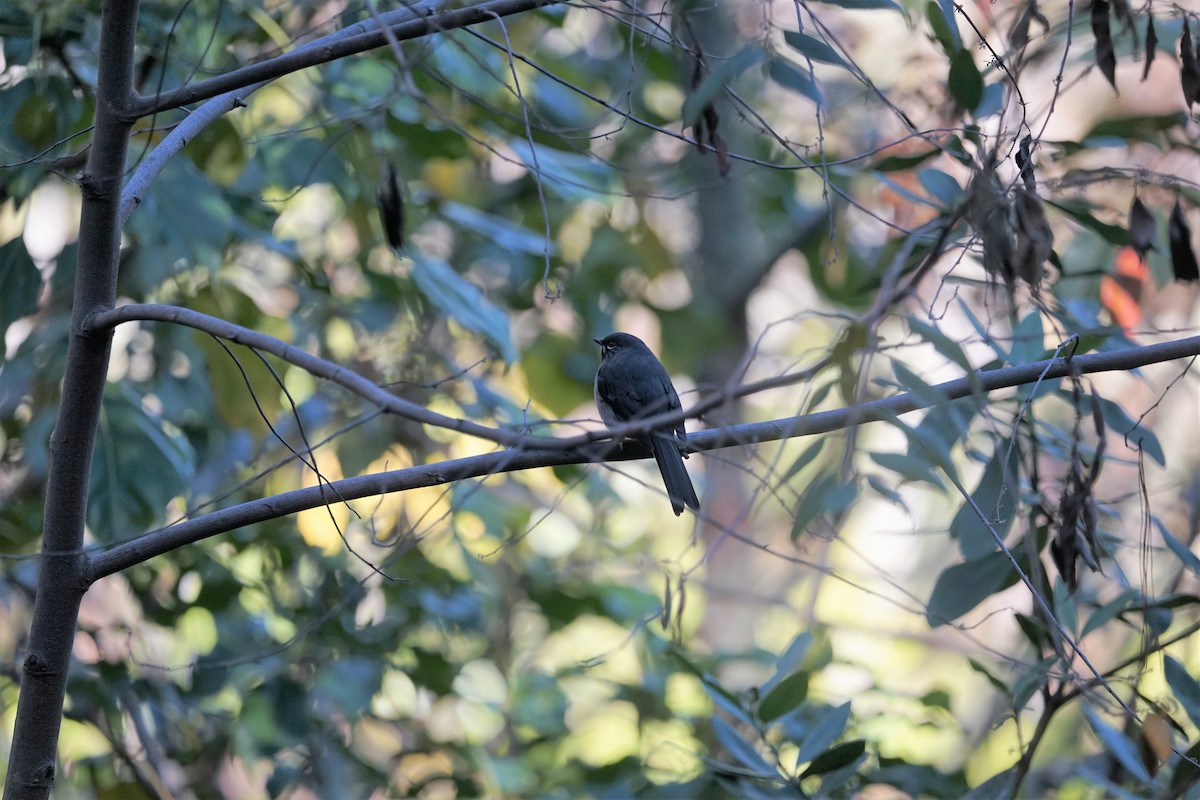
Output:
[
  {"xmin": 1141, "ymin": 12, "xmax": 1157, "ymax": 82},
  {"xmin": 1169, "ymin": 197, "xmax": 1200, "ymax": 282},
  {"xmin": 378, "ymin": 162, "xmax": 405, "ymax": 251},
  {"xmin": 1127, "ymin": 195, "xmax": 1157, "ymax": 262},
  {"xmin": 1015, "ymin": 135, "xmax": 1037, "ymax": 192},
  {"xmin": 1091, "ymin": 0, "xmax": 1117, "ymax": 92},
  {"xmin": 966, "ymin": 164, "xmax": 1016, "ymax": 286},
  {"xmin": 1013, "ymin": 187, "xmax": 1053, "ymax": 290},
  {"xmin": 1182, "ymin": 17, "xmax": 1200, "ymax": 108}
]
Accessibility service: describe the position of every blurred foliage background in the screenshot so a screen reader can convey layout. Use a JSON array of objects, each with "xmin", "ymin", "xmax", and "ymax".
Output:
[{"xmin": 2, "ymin": 0, "xmax": 1200, "ymax": 797}]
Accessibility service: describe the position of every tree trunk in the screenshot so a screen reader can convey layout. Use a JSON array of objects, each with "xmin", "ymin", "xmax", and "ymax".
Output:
[{"xmin": 3, "ymin": 1, "xmax": 139, "ymax": 796}]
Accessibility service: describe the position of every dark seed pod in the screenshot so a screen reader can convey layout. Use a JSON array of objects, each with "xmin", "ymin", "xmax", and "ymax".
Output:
[
  {"xmin": 1141, "ymin": 11, "xmax": 1157, "ymax": 82},
  {"xmin": 1127, "ymin": 195, "xmax": 1157, "ymax": 262},
  {"xmin": 378, "ymin": 162, "xmax": 405, "ymax": 251},
  {"xmin": 1182, "ymin": 17, "xmax": 1200, "ymax": 108},
  {"xmin": 1169, "ymin": 197, "xmax": 1200, "ymax": 282},
  {"xmin": 1091, "ymin": 0, "xmax": 1117, "ymax": 92}
]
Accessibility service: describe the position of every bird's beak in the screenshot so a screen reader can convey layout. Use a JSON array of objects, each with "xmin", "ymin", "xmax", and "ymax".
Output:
[{"xmin": 593, "ymin": 338, "xmax": 602, "ymax": 346}]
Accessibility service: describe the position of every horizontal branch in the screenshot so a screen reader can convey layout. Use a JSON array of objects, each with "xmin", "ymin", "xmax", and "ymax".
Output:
[
  {"xmin": 128, "ymin": 0, "xmax": 561, "ymax": 118},
  {"xmin": 84, "ymin": 332, "xmax": 1200, "ymax": 581}
]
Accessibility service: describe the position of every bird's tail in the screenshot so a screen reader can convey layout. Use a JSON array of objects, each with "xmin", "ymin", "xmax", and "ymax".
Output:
[{"xmin": 650, "ymin": 434, "xmax": 700, "ymax": 516}]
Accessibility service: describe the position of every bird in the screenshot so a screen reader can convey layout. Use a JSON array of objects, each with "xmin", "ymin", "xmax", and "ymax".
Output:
[{"xmin": 594, "ymin": 332, "xmax": 700, "ymax": 515}]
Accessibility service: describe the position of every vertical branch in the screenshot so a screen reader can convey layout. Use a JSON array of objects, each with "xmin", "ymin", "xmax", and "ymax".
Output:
[{"xmin": 3, "ymin": 0, "xmax": 140, "ymax": 797}]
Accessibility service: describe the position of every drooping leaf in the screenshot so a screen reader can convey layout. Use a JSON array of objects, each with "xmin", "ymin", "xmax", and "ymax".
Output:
[
  {"xmin": 1165, "ymin": 656, "xmax": 1200, "ymax": 731},
  {"xmin": 1084, "ymin": 705, "xmax": 1153, "ymax": 783},
  {"xmin": 795, "ymin": 702, "xmax": 852, "ymax": 766},
  {"xmin": 779, "ymin": 439, "xmax": 827, "ymax": 485},
  {"xmin": 712, "ymin": 717, "xmax": 775, "ymax": 775},
  {"xmin": 410, "ymin": 255, "xmax": 518, "ymax": 362},
  {"xmin": 926, "ymin": 0, "xmax": 960, "ymax": 56},
  {"xmin": 926, "ymin": 550, "xmax": 1017, "ymax": 627},
  {"xmin": 948, "ymin": 49, "xmax": 984, "ymax": 112},
  {"xmin": 950, "ymin": 447, "xmax": 1017, "ymax": 559},
  {"xmin": 0, "ymin": 238, "xmax": 41, "ymax": 332},
  {"xmin": 767, "ymin": 58, "xmax": 826, "ymax": 107},
  {"xmin": 1090, "ymin": 0, "xmax": 1117, "ymax": 92},
  {"xmin": 1141, "ymin": 12, "xmax": 1157, "ymax": 82},
  {"xmin": 89, "ymin": 385, "xmax": 198, "ymax": 539},
  {"xmin": 1010, "ymin": 0, "xmax": 1049, "ymax": 52},
  {"xmin": 918, "ymin": 167, "xmax": 964, "ymax": 206},
  {"xmin": 791, "ymin": 473, "xmax": 858, "ymax": 540},
  {"xmin": 1127, "ymin": 195, "xmax": 1157, "ymax": 261},
  {"xmin": 1158, "ymin": 521, "xmax": 1200, "ymax": 577},
  {"xmin": 783, "ymin": 31, "xmax": 849, "ymax": 69},
  {"xmin": 1168, "ymin": 197, "xmax": 1200, "ymax": 282},
  {"xmin": 758, "ymin": 670, "xmax": 810, "ymax": 722}
]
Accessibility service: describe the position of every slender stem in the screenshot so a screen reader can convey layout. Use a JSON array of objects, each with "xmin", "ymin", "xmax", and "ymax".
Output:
[{"xmin": 2, "ymin": 1, "xmax": 140, "ymax": 797}]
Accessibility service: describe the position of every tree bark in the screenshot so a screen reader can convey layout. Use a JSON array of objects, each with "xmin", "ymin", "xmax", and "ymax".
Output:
[{"xmin": 3, "ymin": 0, "xmax": 140, "ymax": 796}]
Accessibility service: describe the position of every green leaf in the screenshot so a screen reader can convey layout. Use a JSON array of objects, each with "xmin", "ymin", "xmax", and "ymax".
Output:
[
  {"xmin": 1165, "ymin": 656, "xmax": 1200, "ymax": 731},
  {"xmin": 1092, "ymin": 395, "xmax": 1165, "ymax": 466},
  {"xmin": 782, "ymin": 31, "xmax": 849, "ymax": 68},
  {"xmin": 791, "ymin": 473, "xmax": 857, "ymax": 540},
  {"xmin": 763, "ymin": 631, "xmax": 813, "ymax": 694},
  {"xmin": 712, "ymin": 717, "xmax": 775, "ymax": 775},
  {"xmin": 1159, "ymin": 523, "xmax": 1200, "ymax": 577},
  {"xmin": 441, "ymin": 201, "xmax": 554, "ymax": 256},
  {"xmin": 950, "ymin": 447, "xmax": 1017, "ymax": 559},
  {"xmin": 1008, "ymin": 309, "xmax": 1048, "ymax": 366},
  {"xmin": 0, "ymin": 238, "xmax": 41, "ymax": 332},
  {"xmin": 681, "ymin": 45, "xmax": 764, "ymax": 127},
  {"xmin": 758, "ymin": 670, "xmax": 810, "ymax": 722},
  {"xmin": 1167, "ymin": 738, "xmax": 1200, "ymax": 799},
  {"xmin": 926, "ymin": 550, "xmax": 1015, "ymax": 627},
  {"xmin": 1080, "ymin": 588, "xmax": 1141, "ymax": 638},
  {"xmin": 411, "ymin": 255, "xmax": 517, "ymax": 363},
  {"xmin": 800, "ymin": 738, "xmax": 865, "ymax": 778},
  {"xmin": 779, "ymin": 439, "xmax": 826, "ymax": 486},
  {"xmin": 871, "ymin": 147, "xmax": 940, "ymax": 172},
  {"xmin": 869, "ymin": 451, "xmax": 946, "ymax": 490},
  {"xmin": 767, "ymin": 59, "xmax": 825, "ymax": 107},
  {"xmin": 795, "ymin": 702, "xmax": 851, "ymax": 765},
  {"xmin": 892, "ymin": 358, "xmax": 950, "ymax": 410},
  {"xmin": 948, "ymin": 49, "xmax": 983, "ymax": 111},
  {"xmin": 917, "ymin": 168, "xmax": 964, "ymax": 207},
  {"xmin": 969, "ymin": 658, "xmax": 1010, "ymax": 698},
  {"xmin": 926, "ymin": 0, "xmax": 961, "ymax": 56},
  {"xmin": 906, "ymin": 314, "xmax": 974, "ymax": 371},
  {"xmin": 1083, "ymin": 705, "xmax": 1152, "ymax": 783},
  {"xmin": 89, "ymin": 385, "xmax": 197, "ymax": 538},
  {"xmin": 1010, "ymin": 657, "xmax": 1057, "ymax": 713}
]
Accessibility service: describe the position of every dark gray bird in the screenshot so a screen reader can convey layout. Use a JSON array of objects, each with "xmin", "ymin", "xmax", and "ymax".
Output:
[{"xmin": 594, "ymin": 332, "xmax": 700, "ymax": 515}]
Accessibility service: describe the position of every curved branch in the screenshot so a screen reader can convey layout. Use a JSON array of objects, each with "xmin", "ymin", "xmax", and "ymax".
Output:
[
  {"xmin": 86, "ymin": 303, "xmax": 1200, "ymax": 454},
  {"xmin": 85, "ymin": 303, "xmax": 530, "ymax": 447},
  {"xmin": 127, "ymin": 0, "xmax": 561, "ymax": 118},
  {"xmin": 84, "ymin": 332, "xmax": 1200, "ymax": 582}
]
